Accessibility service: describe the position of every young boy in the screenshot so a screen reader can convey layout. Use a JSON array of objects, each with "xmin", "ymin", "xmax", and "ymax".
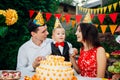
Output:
[{"xmin": 47, "ymin": 18, "xmax": 77, "ymax": 61}]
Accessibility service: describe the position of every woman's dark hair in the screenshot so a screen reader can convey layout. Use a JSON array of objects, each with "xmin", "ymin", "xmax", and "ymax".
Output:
[{"xmin": 78, "ymin": 23, "xmax": 101, "ymax": 47}]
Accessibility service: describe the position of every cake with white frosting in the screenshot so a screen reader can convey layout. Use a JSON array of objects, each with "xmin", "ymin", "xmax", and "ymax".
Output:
[{"xmin": 35, "ymin": 55, "xmax": 77, "ymax": 80}]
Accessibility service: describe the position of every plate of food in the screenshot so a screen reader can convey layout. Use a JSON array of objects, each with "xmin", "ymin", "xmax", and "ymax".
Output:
[{"xmin": 0, "ymin": 70, "xmax": 21, "ymax": 80}]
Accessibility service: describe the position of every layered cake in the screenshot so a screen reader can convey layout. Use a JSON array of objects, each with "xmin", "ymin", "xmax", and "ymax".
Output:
[{"xmin": 35, "ymin": 55, "xmax": 77, "ymax": 80}]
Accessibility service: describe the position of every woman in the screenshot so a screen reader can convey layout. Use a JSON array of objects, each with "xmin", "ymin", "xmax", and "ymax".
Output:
[{"xmin": 71, "ymin": 23, "xmax": 107, "ymax": 78}]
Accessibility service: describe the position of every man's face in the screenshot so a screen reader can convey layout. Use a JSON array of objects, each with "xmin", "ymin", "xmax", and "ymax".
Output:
[
  {"xmin": 32, "ymin": 25, "xmax": 49, "ymax": 42},
  {"xmin": 52, "ymin": 28, "xmax": 65, "ymax": 42}
]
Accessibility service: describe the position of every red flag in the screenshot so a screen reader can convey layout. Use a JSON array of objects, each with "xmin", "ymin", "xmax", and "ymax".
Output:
[
  {"xmin": 29, "ymin": 10, "xmax": 35, "ymax": 18},
  {"xmin": 98, "ymin": 14, "xmax": 106, "ymax": 24},
  {"xmin": 90, "ymin": 14, "xmax": 94, "ymax": 20},
  {"xmin": 46, "ymin": 13, "xmax": 52, "ymax": 21},
  {"xmin": 64, "ymin": 14, "xmax": 71, "ymax": 23},
  {"xmin": 115, "ymin": 25, "xmax": 120, "ymax": 32},
  {"xmin": 76, "ymin": 14, "xmax": 82, "ymax": 23},
  {"xmin": 109, "ymin": 12, "xmax": 118, "ymax": 23},
  {"xmin": 54, "ymin": 14, "xmax": 61, "ymax": 19}
]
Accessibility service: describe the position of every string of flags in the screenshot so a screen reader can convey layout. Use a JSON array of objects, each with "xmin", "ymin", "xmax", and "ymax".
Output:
[
  {"xmin": 29, "ymin": 1, "xmax": 120, "ymax": 35},
  {"xmin": 79, "ymin": 1, "xmax": 120, "ymax": 14}
]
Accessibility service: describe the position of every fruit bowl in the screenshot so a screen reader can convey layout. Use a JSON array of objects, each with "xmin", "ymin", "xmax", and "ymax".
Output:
[
  {"xmin": 108, "ymin": 61, "xmax": 120, "ymax": 74},
  {"xmin": 0, "ymin": 70, "xmax": 21, "ymax": 80}
]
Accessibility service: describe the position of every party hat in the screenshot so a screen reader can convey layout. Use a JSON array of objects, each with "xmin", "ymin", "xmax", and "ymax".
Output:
[
  {"xmin": 82, "ymin": 12, "xmax": 92, "ymax": 23},
  {"xmin": 54, "ymin": 17, "xmax": 63, "ymax": 28},
  {"xmin": 33, "ymin": 11, "xmax": 45, "ymax": 26}
]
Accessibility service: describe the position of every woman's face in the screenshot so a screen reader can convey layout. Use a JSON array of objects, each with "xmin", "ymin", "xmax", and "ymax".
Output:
[{"xmin": 75, "ymin": 26, "xmax": 83, "ymax": 42}]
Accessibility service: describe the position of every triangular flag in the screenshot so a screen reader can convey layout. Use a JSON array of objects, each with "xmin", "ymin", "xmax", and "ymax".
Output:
[
  {"xmin": 113, "ymin": 2, "xmax": 117, "ymax": 11},
  {"xmin": 71, "ymin": 20, "xmax": 76, "ymax": 28},
  {"xmin": 94, "ymin": 9, "xmax": 97, "ymax": 14},
  {"xmin": 29, "ymin": 10, "xmax": 35, "ymax": 18},
  {"xmin": 119, "ymin": 1, "xmax": 120, "ymax": 6},
  {"xmin": 115, "ymin": 25, "xmax": 120, "ymax": 32},
  {"xmin": 82, "ymin": 12, "xmax": 92, "ymax": 23},
  {"xmin": 100, "ymin": 25, "xmax": 107, "ymax": 34},
  {"xmin": 83, "ymin": 8, "xmax": 86, "ymax": 13},
  {"xmin": 100, "ymin": 8, "xmax": 103, "ymax": 14},
  {"xmin": 79, "ymin": 7, "xmax": 82, "ymax": 11},
  {"xmin": 90, "ymin": 14, "xmax": 94, "ymax": 20},
  {"xmin": 85, "ymin": 9, "xmax": 87, "ymax": 13},
  {"xmin": 88, "ymin": 9, "xmax": 90, "ymax": 13},
  {"xmin": 61, "ymin": 16, "xmax": 65, "ymax": 22},
  {"xmin": 97, "ymin": 8, "xmax": 99, "ymax": 14},
  {"xmin": 103, "ymin": 7, "xmax": 107, "ymax": 13},
  {"xmin": 109, "ymin": 12, "xmax": 118, "ymax": 23},
  {"xmin": 94, "ymin": 24, "xmax": 99, "ymax": 28},
  {"xmin": 98, "ymin": 14, "xmax": 106, "ymax": 24},
  {"xmin": 109, "ymin": 25, "xmax": 117, "ymax": 35},
  {"xmin": 64, "ymin": 14, "xmax": 71, "ymax": 23},
  {"xmin": 76, "ymin": 14, "xmax": 82, "ymax": 23},
  {"xmin": 108, "ymin": 5, "xmax": 112, "ymax": 12},
  {"xmin": 46, "ymin": 13, "xmax": 52, "ymax": 21},
  {"xmin": 54, "ymin": 14, "xmax": 61, "ymax": 19}
]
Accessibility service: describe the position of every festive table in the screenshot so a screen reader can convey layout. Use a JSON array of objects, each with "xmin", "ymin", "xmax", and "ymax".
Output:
[{"xmin": 20, "ymin": 70, "xmax": 110, "ymax": 80}]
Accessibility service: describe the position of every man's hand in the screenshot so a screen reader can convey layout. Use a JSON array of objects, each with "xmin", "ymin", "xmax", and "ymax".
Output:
[{"xmin": 32, "ymin": 56, "xmax": 45, "ymax": 69}]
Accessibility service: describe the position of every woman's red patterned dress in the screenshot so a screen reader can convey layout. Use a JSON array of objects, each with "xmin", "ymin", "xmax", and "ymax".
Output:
[{"xmin": 78, "ymin": 47, "xmax": 98, "ymax": 77}]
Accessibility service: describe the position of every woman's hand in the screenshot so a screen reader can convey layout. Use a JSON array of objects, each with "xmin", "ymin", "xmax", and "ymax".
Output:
[
  {"xmin": 112, "ymin": 74, "xmax": 120, "ymax": 80},
  {"xmin": 71, "ymin": 48, "xmax": 78, "ymax": 57}
]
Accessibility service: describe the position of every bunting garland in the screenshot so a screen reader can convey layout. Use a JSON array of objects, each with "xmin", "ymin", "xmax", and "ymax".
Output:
[
  {"xmin": 108, "ymin": 5, "xmax": 112, "ymax": 12},
  {"xmin": 71, "ymin": 20, "xmax": 76, "ymax": 28},
  {"xmin": 46, "ymin": 13, "xmax": 52, "ymax": 21},
  {"xmin": 29, "ymin": 10, "xmax": 35, "ymax": 18},
  {"xmin": 29, "ymin": 10, "xmax": 120, "ymax": 34},
  {"xmin": 100, "ymin": 25, "xmax": 107, "ymax": 34},
  {"xmin": 109, "ymin": 25, "xmax": 117, "ymax": 35},
  {"xmin": 97, "ymin": 14, "xmax": 106, "ymax": 24},
  {"xmin": 54, "ymin": 14, "xmax": 61, "ymax": 19},
  {"xmin": 78, "ymin": 1, "xmax": 119, "ymax": 14},
  {"xmin": 64, "ymin": 14, "xmax": 71, "ymax": 23},
  {"xmin": 90, "ymin": 14, "xmax": 94, "ymax": 20},
  {"xmin": 76, "ymin": 15, "xmax": 82, "ymax": 23},
  {"xmin": 94, "ymin": 24, "xmax": 99, "ymax": 28},
  {"xmin": 115, "ymin": 26, "xmax": 120, "ymax": 32},
  {"xmin": 113, "ymin": 2, "xmax": 117, "ymax": 11},
  {"xmin": 29, "ymin": 1, "xmax": 120, "ymax": 35},
  {"xmin": 109, "ymin": 13, "xmax": 118, "ymax": 23},
  {"xmin": 103, "ymin": 7, "xmax": 107, "ymax": 13}
]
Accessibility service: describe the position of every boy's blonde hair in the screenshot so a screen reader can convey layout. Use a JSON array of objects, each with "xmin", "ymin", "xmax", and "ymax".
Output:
[{"xmin": 52, "ymin": 24, "xmax": 65, "ymax": 35}]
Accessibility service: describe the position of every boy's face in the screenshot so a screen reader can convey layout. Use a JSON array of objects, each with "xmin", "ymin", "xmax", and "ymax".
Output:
[{"xmin": 52, "ymin": 28, "xmax": 65, "ymax": 42}]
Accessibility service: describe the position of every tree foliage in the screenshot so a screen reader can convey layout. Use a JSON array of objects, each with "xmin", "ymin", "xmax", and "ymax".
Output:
[
  {"xmin": 59, "ymin": 0, "xmax": 75, "ymax": 5},
  {"xmin": 0, "ymin": 0, "xmax": 59, "ymax": 70}
]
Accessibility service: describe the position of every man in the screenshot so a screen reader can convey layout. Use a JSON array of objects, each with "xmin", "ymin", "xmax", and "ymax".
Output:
[{"xmin": 16, "ymin": 11, "xmax": 52, "ymax": 76}]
